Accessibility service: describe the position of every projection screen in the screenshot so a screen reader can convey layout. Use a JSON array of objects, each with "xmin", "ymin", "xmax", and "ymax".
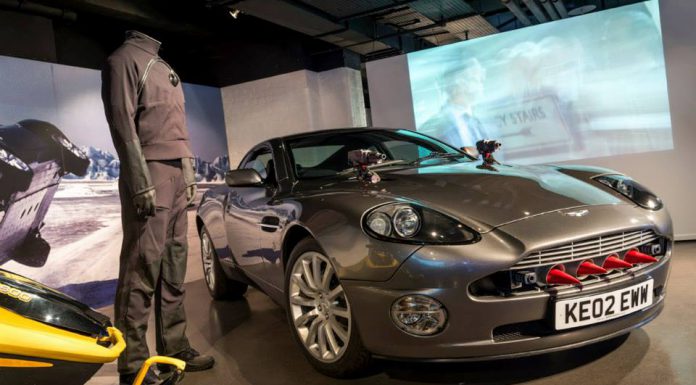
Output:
[{"xmin": 408, "ymin": 0, "xmax": 671, "ymax": 164}]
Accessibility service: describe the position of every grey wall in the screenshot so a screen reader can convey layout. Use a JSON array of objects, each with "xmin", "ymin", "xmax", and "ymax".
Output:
[
  {"xmin": 221, "ymin": 67, "xmax": 366, "ymax": 166},
  {"xmin": 365, "ymin": 0, "xmax": 696, "ymax": 239},
  {"xmin": 366, "ymin": 55, "xmax": 416, "ymax": 131}
]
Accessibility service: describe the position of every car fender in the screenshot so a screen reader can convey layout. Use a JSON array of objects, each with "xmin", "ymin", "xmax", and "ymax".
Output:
[
  {"xmin": 196, "ymin": 187, "xmax": 234, "ymax": 265},
  {"xmin": 285, "ymin": 191, "xmax": 422, "ymax": 282}
]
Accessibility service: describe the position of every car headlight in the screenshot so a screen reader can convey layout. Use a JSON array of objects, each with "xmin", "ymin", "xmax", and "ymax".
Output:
[
  {"xmin": 594, "ymin": 174, "xmax": 663, "ymax": 210},
  {"xmin": 391, "ymin": 295, "xmax": 447, "ymax": 336},
  {"xmin": 363, "ymin": 203, "xmax": 479, "ymax": 244},
  {"xmin": 365, "ymin": 212, "xmax": 391, "ymax": 236},
  {"xmin": 0, "ymin": 148, "xmax": 30, "ymax": 172},
  {"xmin": 393, "ymin": 206, "xmax": 420, "ymax": 237}
]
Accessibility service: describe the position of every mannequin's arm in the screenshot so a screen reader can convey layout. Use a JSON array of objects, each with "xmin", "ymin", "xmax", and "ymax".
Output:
[
  {"xmin": 102, "ymin": 56, "xmax": 156, "ymax": 216},
  {"xmin": 182, "ymin": 157, "xmax": 197, "ymax": 205}
]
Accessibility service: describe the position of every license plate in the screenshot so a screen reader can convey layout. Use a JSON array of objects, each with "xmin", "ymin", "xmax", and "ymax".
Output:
[{"xmin": 555, "ymin": 279, "xmax": 653, "ymax": 330}]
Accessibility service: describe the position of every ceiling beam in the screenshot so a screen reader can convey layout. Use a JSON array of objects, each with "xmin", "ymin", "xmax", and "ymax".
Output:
[
  {"xmin": 235, "ymin": 0, "xmax": 436, "ymax": 56},
  {"xmin": 277, "ymin": 0, "xmax": 339, "ymax": 23},
  {"xmin": 336, "ymin": 0, "xmax": 419, "ymax": 22},
  {"xmin": 313, "ymin": 10, "xmax": 480, "ymax": 56}
]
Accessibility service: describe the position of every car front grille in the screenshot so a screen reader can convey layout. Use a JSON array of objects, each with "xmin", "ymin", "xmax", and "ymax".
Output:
[
  {"xmin": 492, "ymin": 321, "xmax": 551, "ymax": 342},
  {"xmin": 469, "ymin": 229, "xmax": 668, "ymax": 298},
  {"xmin": 510, "ymin": 229, "xmax": 659, "ymax": 270}
]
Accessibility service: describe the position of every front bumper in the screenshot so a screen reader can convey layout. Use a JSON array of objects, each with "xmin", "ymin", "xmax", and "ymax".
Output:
[
  {"xmin": 343, "ymin": 205, "xmax": 673, "ymax": 360},
  {"xmin": 344, "ymin": 263, "xmax": 667, "ymax": 360}
]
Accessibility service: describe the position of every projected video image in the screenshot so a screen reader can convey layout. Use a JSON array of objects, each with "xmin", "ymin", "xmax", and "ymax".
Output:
[{"xmin": 408, "ymin": 0, "xmax": 672, "ymax": 164}]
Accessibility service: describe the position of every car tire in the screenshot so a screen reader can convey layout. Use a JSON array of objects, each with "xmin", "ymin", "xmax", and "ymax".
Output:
[
  {"xmin": 200, "ymin": 226, "xmax": 247, "ymax": 300},
  {"xmin": 285, "ymin": 237, "xmax": 372, "ymax": 378}
]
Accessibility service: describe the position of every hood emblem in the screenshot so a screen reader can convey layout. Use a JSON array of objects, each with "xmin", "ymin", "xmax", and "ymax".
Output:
[{"xmin": 563, "ymin": 209, "xmax": 589, "ymax": 217}]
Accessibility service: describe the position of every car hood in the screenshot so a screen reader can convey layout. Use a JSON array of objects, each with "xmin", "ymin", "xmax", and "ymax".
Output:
[{"xmin": 316, "ymin": 161, "xmax": 625, "ymax": 232}]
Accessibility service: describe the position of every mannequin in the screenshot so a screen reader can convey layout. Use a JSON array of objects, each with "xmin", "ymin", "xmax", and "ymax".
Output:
[{"xmin": 101, "ymin": 30, "xmax": 214, "ymax": 385}]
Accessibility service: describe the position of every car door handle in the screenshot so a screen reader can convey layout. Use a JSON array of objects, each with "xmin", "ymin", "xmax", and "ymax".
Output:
[{"xmin": 260, "ymin": 216, "xmax": 280, "ymax": 232}]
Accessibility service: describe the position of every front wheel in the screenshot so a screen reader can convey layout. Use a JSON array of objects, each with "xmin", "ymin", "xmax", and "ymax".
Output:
[
  {"xmin": 285, "ymin": 237, "xmax": 372, "ymax": 378},
  {"xmin": 200, "ymin": 226, "xmax": 247, "ymax": 300}
]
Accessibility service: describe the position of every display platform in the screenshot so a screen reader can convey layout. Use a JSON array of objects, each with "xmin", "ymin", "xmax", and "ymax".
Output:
[{"xmin": 85, "ymin": 241, "xmax": 695, "ymax": 385}]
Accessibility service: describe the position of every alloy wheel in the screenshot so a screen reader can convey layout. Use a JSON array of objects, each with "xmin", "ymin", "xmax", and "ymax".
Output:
[
  {"xmin": 289, "ymin": 251, "xmax": 351, "ymax": 363},
  {"xmin": 201, "ymin": 231, "xmax": 215, "ymax": 292}
]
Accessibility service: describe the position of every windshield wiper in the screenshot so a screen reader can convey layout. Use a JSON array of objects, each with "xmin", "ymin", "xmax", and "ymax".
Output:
[
  {"xmin": 338, "ymin": 159, "xmax": 408, "ymax": 176},
  {"xmin": 368, "ymin": 159, "xmax": 408, "ymax": 169},
  {"xmin": 408, "ymin": 152, "xmax": 466, "ymax": 165}
]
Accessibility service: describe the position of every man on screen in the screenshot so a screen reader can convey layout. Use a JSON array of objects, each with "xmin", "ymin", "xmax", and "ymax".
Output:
[{"xmin": 419, "ymin": 57, "xmax": 489, "ymax": 148}]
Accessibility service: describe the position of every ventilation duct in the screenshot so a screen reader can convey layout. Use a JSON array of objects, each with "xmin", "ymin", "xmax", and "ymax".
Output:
[
  {"xmin": 538, "ymin": 0, "xmax": 560, "ymax": 20},
  {"xmin": 501, "ymin": 0, "xmax": 532, "ymax": 26},
  {"xmin": 551, "ymin": 0, "xmax": 569, "ymax": 18},
  {"xmin": 521, "ymin": 0, "xmax": 548, "ymax": 23}
]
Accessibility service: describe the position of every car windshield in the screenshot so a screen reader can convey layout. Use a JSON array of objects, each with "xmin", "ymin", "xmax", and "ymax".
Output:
[{"xmin": 286, "ymin": 129, "xmax": 472, "ymax": 180}]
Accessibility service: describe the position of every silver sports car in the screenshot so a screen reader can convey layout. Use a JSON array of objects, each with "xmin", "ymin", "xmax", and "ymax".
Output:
[{"xmin": 196, "ymin": 128, "xmax": 671, "ymax": 377}]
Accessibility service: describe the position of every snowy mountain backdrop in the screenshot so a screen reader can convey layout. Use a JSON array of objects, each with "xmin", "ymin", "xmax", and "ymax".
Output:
[{"xmin": 64, "ymin": 146, "xmax": 228, "ymax": 182}]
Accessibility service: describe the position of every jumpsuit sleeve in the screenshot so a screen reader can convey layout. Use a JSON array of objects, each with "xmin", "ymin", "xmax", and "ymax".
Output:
[
  {"xmin": 101, "ymin": 55, "xmax": 154, "ymax": 197},
  {"xmin": 182, "ymin": 157, "xmax": 196, "ymax": 188}
]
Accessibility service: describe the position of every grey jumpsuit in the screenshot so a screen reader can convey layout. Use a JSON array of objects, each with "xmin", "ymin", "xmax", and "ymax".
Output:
[{"xmin": 101, "ymin": 30, "xmax": 195, "ymax": 375}]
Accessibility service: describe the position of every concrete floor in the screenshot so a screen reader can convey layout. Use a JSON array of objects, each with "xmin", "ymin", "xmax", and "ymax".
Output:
[{"xmin": 89, "ymin": 242, "xmax": 696, "ymax": 385}]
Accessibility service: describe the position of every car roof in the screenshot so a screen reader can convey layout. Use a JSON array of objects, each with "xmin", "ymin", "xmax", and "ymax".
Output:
[{"xmin": 272, "ymin": 127, "xmax": 402, "ymax": 142}]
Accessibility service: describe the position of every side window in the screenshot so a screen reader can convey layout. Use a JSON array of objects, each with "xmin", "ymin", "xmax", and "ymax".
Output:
[{"xmin": 241, "ymin": 148, "xmax": 276, "ymax": 184}]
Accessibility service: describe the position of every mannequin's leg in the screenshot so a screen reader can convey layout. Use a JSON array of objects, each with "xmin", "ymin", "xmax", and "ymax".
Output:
[
  {"xmin": 115, "ymin": 171, "xmax": 170, "ymax": 375},
  {"xmin": 155, "ymin": 164, "xmax": 190, "ymax": 356}
]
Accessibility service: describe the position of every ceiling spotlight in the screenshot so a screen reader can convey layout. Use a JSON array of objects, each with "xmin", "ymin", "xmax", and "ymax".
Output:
[{"xmin": 229, "ymin": 8, "xmax": 241, "ymax": 19}]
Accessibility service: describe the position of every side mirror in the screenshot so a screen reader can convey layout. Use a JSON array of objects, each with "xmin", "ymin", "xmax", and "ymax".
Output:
[
  {"xmin": 460, "ymin": 146, "xmax": 479, "ymax": 159},
  {"xmin": 225, "ymin": 169, "xmax": 263, "ymax": 187}
]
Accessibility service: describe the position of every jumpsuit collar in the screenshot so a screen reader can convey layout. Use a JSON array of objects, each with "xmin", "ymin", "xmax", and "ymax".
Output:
[{"xmin": 124, "ymin": 30, "xmax": 161, "ymax": 55}]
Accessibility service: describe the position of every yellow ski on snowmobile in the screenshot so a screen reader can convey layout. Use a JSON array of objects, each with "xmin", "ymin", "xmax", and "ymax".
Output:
[{"xmin": 0, "ymin": 269, "xmax": 184, "ymax": 385}]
